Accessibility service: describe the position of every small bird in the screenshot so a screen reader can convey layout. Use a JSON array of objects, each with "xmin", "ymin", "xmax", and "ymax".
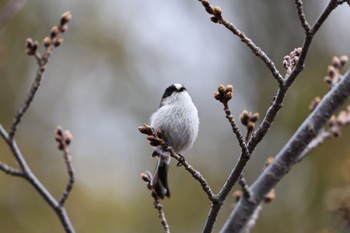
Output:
[{"xmin": 150, "ymin": 84, "xmax": 199, "ymax": 198}]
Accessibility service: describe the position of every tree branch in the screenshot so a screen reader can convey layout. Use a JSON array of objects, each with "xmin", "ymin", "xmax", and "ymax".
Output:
[
  {"xmin": 220, "ymin": 67, "xmax": 350, "ymax": 233},
  {"xmin": 141, "ymin": 171, "xmax": 171, "ymax": 233},
  {"xmin": 1, "ymin": 123, "xmax": 75, "ymax": 233},
  {"xmin": 139, "ymin": 125, "xmax": 216, "ymax": 202},
  {"xmin": 0, "ymin": 161, "xmax": 23, "ymax": 177},
  {"xmin": 0, "ymin": 12, "xmax": 75, "ymax": 233},
  {"xmin": 198, "ymin": 0, "xmax": 284, "ymax": 85},
  {"xmin": 294, "ymin": 0, "xmax": 311, "ymax": 33},
  {"xmin": 199, "ymin": 1, "xmax": 344, "ymax": 231},
  {"xmin": 55, "ymin": 127, "xmax": 75, "ymax": 206}
]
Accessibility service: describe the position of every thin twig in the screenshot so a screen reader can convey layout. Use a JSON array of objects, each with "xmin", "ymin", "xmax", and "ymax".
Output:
[
  {"xmin": 154, "ymin": 199, "xmax": 170, "ymax": 233},
  {"xmin": 2, "ymin": 126, "xmax": 76, "ymax": 233},
  {"xmin": 198, "ymin": 0, "xmax": 284, "ymax": 85},
  {"xmin": 249, "ymin": 0, "xmax": 343, "ymax": 152},
  {"xmin": 219, "ymin": 19, "xmax": 283, "ymax": 85},
  {"xmin": 8, "ymin": 55, "xmax": 47, "ymax": 140},
  {"xmin": 285, "ymin": 0, "xmax": 340, "ymax": 86},
  {"xmin": 297, "ymin": 129, "xmax": 332, "ymax": 161},
  {"xmin": 140, "ymin": 171, "xmax": 171, "ymax": 232},
  {"xmin": 8, "ymin": 11, "xmax": 70, "ymax": 140},
  {"xmin": 223, "ymin": 106, "xmax": 249, "ymax": 159},
  {"xmin": 59, "ymin": 147, "xmax": 75, "ymax": 206},
  {"xmin": 238, "ymin": 176, "xmax": 250, "ymax": 199},
  {"xmin": 56, "ymin": 127, "xmax": 75, "ymax": 206},
  {"xmin": 167, "ymin": 146, "xmax": 216, "ymax": 202},
  {"xmin": 294, "ymin": 0, "xmax": 311, "ymax": 33},
  {"xmin": 0, "ymin": 161, "xmax": 23, "ymax": 177}
]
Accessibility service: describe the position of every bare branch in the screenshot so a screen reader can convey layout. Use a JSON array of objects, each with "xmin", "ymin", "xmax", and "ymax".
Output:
[
  {"xmin": 0, "ymin": 12, "xmax": 75, "ymax": 233},
  {"xmin": 198, "ymin": 1, "xmax": 345, "ymax": 230},
  {"xmin": 141, "ymin": 171, "xmax": 171, "ymax": 233},
  {"xmin": 154, "ymin": 199, "xmax": 170, "ymax": 233},
  {"xmin": 238, "ymin": 176, "xmax": 251, "ymax": 199},
  {"xmin": 198, "ymin": 0, "xmax": 284, "ymax": 85},
  {"xmin": 249, "ymin": 0, "xmax": 344, "ymax": 155},
  {"xmin": 139, "ymin": 125, "xmax": 216, "ymax": 202},
  {"xmin": 8, "ymin": 11, "xmax": 71, "ymax": 140},
  {"xmin": 168, "ymin": 148, "xmax": 216, "ymax": 202},
  {"xmin": 0, "ymin": 161, "xmax": 23, "ymax": 177},
  {"xmin": 285, "ymin": 0, "xmax": 342, "ymax": 86},
  {"xmin": 55, "ymin": 126, "xmax": 75, "ymax": 206},
  {"xmin": 8, "ymin": 55, "xmax": 45, "ymax": 140},
  {"xmin": 220, "ymin": 67, "xmax": 350, "ymax": 233},
  {"xmin": 224, "ymin": 108, "xmax": 248, "ymax": 155},
  {"xmin": 214, "ymin": 85, "xmax": 249, "ymax": 158},
  {"xmin": 2, "ymin": 125, "xmax": 76, "ymax": 233},
  {"xmin": 294, "ymin": 0, "xmax": 311, "ymax": 33}
]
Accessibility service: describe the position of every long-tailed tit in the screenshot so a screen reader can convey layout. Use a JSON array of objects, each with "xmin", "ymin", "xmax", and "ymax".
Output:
[{"xmin": 150, "ymin": 83, "xmax": 199, "ymax": 198}]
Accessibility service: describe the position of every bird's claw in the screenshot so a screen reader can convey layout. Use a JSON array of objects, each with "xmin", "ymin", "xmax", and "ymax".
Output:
[{"xmin": 176, "ymin": 154, "xmax": 185, "ymax": 167}]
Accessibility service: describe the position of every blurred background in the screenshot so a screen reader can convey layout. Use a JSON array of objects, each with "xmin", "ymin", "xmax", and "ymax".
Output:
[{"xmin": 0, "ymin": 0, "xmax": 350, "ymax": 232}]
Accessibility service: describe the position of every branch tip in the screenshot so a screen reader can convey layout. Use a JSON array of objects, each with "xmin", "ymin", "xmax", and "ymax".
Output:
[
  {"xmin": 55, "ymin": 126, "xmax": 73, "ymax": 151},
  {"xmin": 214, "ymin": 84, "xmax": 233, "ymax": 105},
  {"xmin": 25, "ymin": 38, "xmax": 39, "ymax": 55},
  {"xmin": 61, "ymin": 11, "xmax": 72, "ymax": 25}
]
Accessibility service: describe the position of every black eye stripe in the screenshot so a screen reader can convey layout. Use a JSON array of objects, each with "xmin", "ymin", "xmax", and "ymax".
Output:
[{"xmin": 161, "ymin": 84, "xmax": 186, "ymax": 99}]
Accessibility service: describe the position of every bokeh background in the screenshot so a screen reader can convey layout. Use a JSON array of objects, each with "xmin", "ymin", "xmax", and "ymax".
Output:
[{"xmin": 0, "ymin": 0, "xmax": 350, "ymax": 232}]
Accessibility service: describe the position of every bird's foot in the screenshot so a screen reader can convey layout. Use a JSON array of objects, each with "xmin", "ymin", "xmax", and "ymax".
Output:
[{"xmin": 176, "ymin": 154, "xmax": 185, "ymax": 167}]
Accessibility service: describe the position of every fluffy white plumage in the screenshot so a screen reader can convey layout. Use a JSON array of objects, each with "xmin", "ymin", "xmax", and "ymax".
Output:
[{"xmin": 150, "ymin": 83, "xmax": 199, "ymax": 198}]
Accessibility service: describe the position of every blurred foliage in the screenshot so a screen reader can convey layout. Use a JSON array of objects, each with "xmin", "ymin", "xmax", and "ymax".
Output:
[{"xmin": 0, "ymin": 0, "xmax": 350, "ymax": 233}]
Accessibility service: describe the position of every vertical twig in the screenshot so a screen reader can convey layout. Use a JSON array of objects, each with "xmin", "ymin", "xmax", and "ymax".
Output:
[
  {"xmin": 55, "ymin": 127, "xmax": 75, "ymax": 206},
  {"xmin": 141, "ymin": 171, "xmax": 171, "ymax": 233},
  {"xmin": 154, "ymin": 199, "xmax": 170, "ymax": 233},
  {"xmin": 294, "ymin": 0, "xmax": 311, "ymax": 33}
]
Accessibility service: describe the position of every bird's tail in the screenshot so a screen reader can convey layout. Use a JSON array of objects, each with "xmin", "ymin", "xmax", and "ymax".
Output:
[{"xmin": 152, "ymin": 158, "xmax": 170, "ymax": 199}]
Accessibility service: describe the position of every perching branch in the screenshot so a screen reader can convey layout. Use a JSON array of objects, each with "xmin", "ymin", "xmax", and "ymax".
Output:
[
  {"xmin": 139, "ymin": 125, "xmax": 216, "ymax": 202},
  {"xmin": 139, "ymin": 124, "xmax": 216, "ymax": 232},
  {"xmin": 220, "ymin": 67, "xmax": 350, "ymax": 233},
  {"xmin": 0, "ymin": 12, "xmax": 76, "ymax": 233}
]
